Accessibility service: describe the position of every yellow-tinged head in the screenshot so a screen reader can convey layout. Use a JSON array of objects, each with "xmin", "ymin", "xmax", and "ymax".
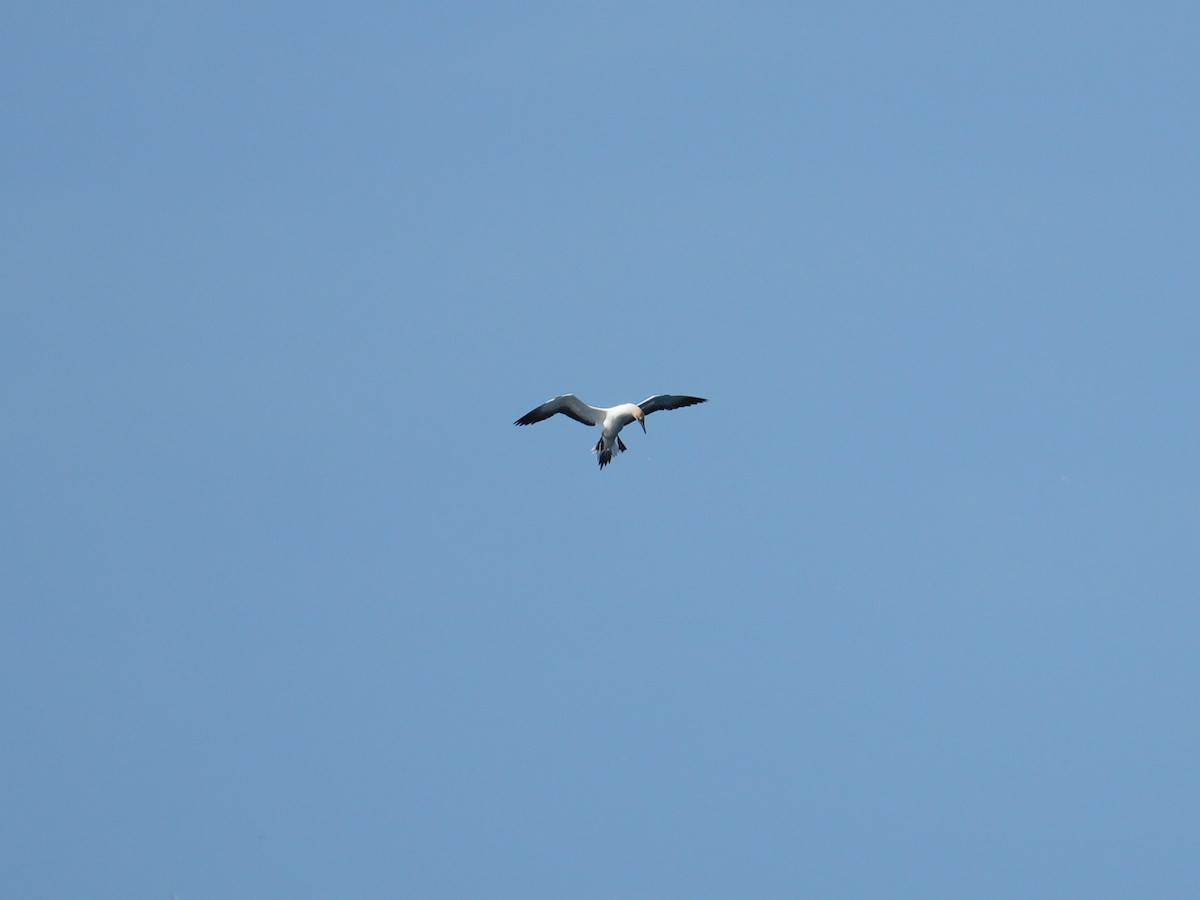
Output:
[{"xmin": 634, "ymin": 406, "xmax": 646, "ymax": 432}]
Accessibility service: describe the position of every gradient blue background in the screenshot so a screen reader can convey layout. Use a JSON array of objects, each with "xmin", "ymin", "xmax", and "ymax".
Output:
[{"xmin": 3, "ymin": 3, "xmax": 1197, "ymax": 897}]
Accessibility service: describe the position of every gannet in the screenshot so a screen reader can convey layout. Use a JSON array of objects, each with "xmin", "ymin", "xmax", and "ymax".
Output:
[{"xmin": 514, "ymin": 394, "xmax": 707, "ymax": 469}]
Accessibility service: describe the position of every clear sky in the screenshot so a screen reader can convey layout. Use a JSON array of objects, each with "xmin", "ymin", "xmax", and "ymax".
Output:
[{"xmin": 3, "ymin": 3, "xmax": 1197, "ymax": 897}]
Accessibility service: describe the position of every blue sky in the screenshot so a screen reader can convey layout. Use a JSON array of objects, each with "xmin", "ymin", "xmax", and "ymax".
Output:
[{"xmin": 3, "ymin": 3, "xmax": 1197, "ymax": 896}]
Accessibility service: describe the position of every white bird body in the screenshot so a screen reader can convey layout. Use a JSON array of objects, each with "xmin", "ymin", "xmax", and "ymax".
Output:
[{"xmin": 515, "ymin": 393, "xmax": 707, "ymax": 469}]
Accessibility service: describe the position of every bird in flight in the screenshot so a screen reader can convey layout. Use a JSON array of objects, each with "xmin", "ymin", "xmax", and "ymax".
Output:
[{"xmin": 514, "ymin": 394, "xmax": 707, "ymax": 469}]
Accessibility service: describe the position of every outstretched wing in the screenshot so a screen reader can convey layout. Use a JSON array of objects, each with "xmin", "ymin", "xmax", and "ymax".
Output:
[
  {"xmin": 514, "ymin": 394, "xmax": 606, "ymax": 427},
  {"xmin": 637, "ymin": 394, "xmax": 707, "ymax": 417}
]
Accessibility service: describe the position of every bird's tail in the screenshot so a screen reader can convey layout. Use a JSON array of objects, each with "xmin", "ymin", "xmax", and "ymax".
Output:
[{"xmin": 593, "ymin": 435, "xmax": 628, "ymax": 470}]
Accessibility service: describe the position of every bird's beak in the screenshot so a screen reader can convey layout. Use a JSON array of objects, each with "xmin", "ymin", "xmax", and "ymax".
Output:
[{"xmin": 639, "ymin": 416, "xmax": 647, "ymax": 433}]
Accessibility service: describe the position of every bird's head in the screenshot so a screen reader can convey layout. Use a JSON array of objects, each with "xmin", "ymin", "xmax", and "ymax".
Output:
[{"xmin": 634, "ymin": 406, "xmax": 646, "ymax": 432}]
